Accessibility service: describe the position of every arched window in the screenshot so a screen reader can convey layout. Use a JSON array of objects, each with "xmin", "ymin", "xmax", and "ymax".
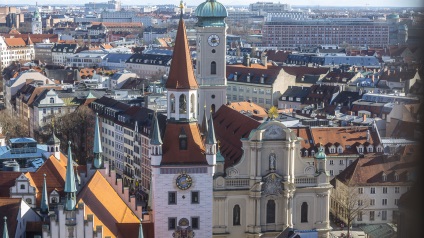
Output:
[
  {"xmin": 301, "ymin": 202, "xmax": 308, "ymax": 223},
  {"xmin": 266, "ymin": 200, "xmax": 276, "ymax": 223},
  {"xmin": 233, "ymin": 205, "xmax": 241, "ymax": 225},
  {"xmin": 211, "ymin": 104, "xmax": 216, "ymax": 114},
  {"xmin": 179, "ymin": 94, "xmax": 187, "ymax": 113},
  {"xmin": 170, "ymin": 94, "xmax": 175, "ymax": 113},
  {"xmin": 47, "ymin": 147, "xmax": 50, "ymax": 152},
  {"xmin": 211, "ymin": 61, "xmax": 216, "ymax": 75},
  {"xmin": 56, "ymin": 147, "xmax": 59, "ymax": 152},
  {"xmin": 190, "ymin": 93, "xmax": 195, "ymax": 113}
]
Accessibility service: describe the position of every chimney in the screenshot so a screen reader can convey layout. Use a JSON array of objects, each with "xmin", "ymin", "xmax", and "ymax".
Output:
[
  {"xmin": 234, "ymin": 72, "xmax": 238, "ymax": 81},
  {"xmin": 366, "ymin": 129, "xmax": 370, "ymax": 141},
  {"xmin": 243, "ymin": 53, "xmax": 251, "ymax": 67},
  {"xmin": 387, "ymin": 70, "xmax": 390, "ymax": 76},
  {"xmin": 260, "ymin": 74, "xmax": 265, "ymax": 84},
  {"xmin": 363, "ymin": 114, "xmax": 367, "ymax": 122},
  {"xmin": 371, "ymin": 74, "xmax": 375, "ymax": 82},
  {"xmin": 247, "ymin": 73, "xmax": 251, "ymax": 82},
  {"xmin": 261, "ymin": 53, "xmax": 268, "ymax": 68}
]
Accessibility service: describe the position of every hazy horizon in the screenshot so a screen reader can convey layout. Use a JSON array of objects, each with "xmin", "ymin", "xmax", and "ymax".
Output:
[{"xmin": 0, "ymin": 0, "xmax": 423, "ymax": 8}]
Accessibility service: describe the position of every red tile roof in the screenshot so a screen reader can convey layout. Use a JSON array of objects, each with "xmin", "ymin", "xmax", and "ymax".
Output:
[
  {"xmin": 161, "ymin": 122, "xmax": 207, "ymax": 165},
  {"xmin": 165, "ymin": 19, "xmax": 198, "ymax": 89},
  {"xmin": 336, "ymin": 152, "xmax": 417, "ymax": 186},
  {"xmin": 213, "ymin": 105, "xmax": 261, "ymax": 168},
  {"xmin": 0, "ymin": 198, "xmax": 21, "ymax": 237}
]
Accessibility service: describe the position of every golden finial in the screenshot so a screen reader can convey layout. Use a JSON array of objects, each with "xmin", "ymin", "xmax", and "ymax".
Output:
[
  {"xmin": 179, "ymin": 0, "xmax": 184, "ymax": 19},
  {"xmin": 268, "ymin": 106, "xmax": 278, "ymax": 120}
]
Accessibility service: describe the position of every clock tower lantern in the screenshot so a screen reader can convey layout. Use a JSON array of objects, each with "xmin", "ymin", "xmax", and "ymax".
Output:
[
  {"xmin": 32, "ymin": 6, "xmax": 42, "ymax": 34},
  {"xmin": 195, "ymin": 0, "xmax": 228, "ymax": 123}
]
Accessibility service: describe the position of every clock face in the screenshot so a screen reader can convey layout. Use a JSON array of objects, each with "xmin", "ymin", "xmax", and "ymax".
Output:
[
  {"xmin": 176, "ymin": 173, "xmax": 192, "ymax": 190},
  {"xmin": 207, "ymin": 34, "xmax": 220, "ymax": 47}
]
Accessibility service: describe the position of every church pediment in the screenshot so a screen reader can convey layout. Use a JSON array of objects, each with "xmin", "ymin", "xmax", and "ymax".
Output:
[{"xmin": 263, "ymin": 124, "xmax": 285, "ymax": 140}]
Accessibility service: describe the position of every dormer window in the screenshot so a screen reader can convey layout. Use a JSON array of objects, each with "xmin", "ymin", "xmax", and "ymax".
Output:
[
  {"xmin": 304, "ymin": 150, "xmax": 308, "ymax": 157},
  {"xmin": 179, "ymin": 127, "xmax": 187, "ymax": 150},
  {"xmin": 50, "ymin": 97, "xmax": 54, "ymax": 104},
  {"xmin": 338, "ymin": 146, "xmax": 343, "ymax": 153},
  {"xmin": 395, "ymin": 173, "xmax": 399, "ymax": 181},
  {"xmin": 329, "ymin": 146, "xmax": 336, "ymax": 154},
  {"xmin": 311, "ymin": 150, "xmax": 315, "ymax": 157},
  {"xmin": 382, "ymin": 173, "xmax": 387, "ymax": 182}
]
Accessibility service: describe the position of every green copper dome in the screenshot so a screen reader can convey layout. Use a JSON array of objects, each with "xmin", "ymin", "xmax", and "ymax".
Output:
[
  {"xmin": 315, "ymin": 147, "xmax": 326, "ymax": 160},
  {"xmin": 195, "ymin": 0, "xmax": 227, "ymax": 27}
]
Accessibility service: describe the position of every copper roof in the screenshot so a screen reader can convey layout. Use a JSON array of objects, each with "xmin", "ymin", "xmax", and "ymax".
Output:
[
  {"xmin": 161, "ymin": 122, "xmax": 206, "ymax": 165},
  {"xmin": 165, "ymin": 19, "xmax": 198, "ymax": 89}
]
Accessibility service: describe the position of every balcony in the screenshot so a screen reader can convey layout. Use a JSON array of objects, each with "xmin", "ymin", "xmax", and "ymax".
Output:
[
  {"xmin": 294, "ymin": 177, "xmax": 317, "ymax": 187},
  {"xmin": 225, "ymin": 178, "xmax": 250, "ymax": 189}
]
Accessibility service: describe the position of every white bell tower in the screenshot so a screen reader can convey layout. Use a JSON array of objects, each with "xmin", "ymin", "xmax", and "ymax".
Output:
[
  {"xmin": 32, "ymin": 4, "xmax": 42, "ymax": 34},
  {"xmin": 195, "ymin": 0, "xmax": 228, "ymax": 123}
]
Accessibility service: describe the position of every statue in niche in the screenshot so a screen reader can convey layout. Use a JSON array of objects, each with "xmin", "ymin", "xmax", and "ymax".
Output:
[{"xmin": 269, "ymin": 151, "xmax": 276, "ymax": 171}]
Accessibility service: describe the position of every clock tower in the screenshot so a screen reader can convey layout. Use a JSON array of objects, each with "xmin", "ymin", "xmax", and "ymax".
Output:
[
  {"xmin": 150, "ymin": 9, "xmax": 217, "ymax": 238},
  {"xmin": 195, "ymin": 0, "xmax": 228, "ymax": 123},
  {"xmin": 32, "ymin": 6, "xmax": 42, "ymax": 34}
]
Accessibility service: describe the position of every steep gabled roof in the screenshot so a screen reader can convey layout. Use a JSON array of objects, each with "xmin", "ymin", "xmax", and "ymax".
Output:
[
  {"xmin": 165, "ymin": 19, "xmax": 198, "ymax": 89},
  {"xmin": 161, "ymin": 122, "xmax": 206, "ymax": 165},
  {"xmin": 77, "ymin": 171, "xmax": 142, "ymax": 238}
]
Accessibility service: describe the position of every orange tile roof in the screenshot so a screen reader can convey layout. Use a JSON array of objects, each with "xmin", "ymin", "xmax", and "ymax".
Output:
[
  {"xmin": 310, "ymin": 127, "xmax": 380, "ymax": 155},
  {"xmin": 4, "ymin": 37, "xmax": 26, "ymax": 47},
  {"xmin": 161, "ymin": 122, "xmax": 207, "ymax": 165},
  {"xmin": 165, "ymin": 19, "xmax": 198, "ymax": 89},
  {"xmin": 226, "ymin": 101, "xmax": 268, "ymax": 119},
  {"xmin": 26, "ymin": 154, "xmax": 68, "ymax": 205},
  {"xmin": 78, "ymin": 171, "xmax": 141, "ymax": 238}
]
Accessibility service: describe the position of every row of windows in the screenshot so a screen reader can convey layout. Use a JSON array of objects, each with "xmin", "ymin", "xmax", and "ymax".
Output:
[
  {"xmin": 168, "ymin": 191, "xmax": 199, "ymax": 205},
  {"xmin": 168, "ymin": 217, "xmax": 199, "ymax": 230},
  {"xmin": 358, "ymin": 186, "xmax": 403, "ymax": 194}
]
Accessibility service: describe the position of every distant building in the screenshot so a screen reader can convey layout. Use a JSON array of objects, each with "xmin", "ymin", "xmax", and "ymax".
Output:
[
  {"xmin": 263, "ymin": 18, "xmax": 389, "ymax": 48},
  {"xmin": 249, "ymin": 2, "xmax": 291, "ymax": 13}
]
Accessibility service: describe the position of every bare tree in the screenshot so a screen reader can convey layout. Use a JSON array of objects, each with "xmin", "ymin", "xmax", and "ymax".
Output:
[
  {"xmin": 331, "ymin": 180, "xmax": 370, "ymax": 237},
  {"xmin": 0, "ymin": 110, "xmax": 29, "ymax": 138}
]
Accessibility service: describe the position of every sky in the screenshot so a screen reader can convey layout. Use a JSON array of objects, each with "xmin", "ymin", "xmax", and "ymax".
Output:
[{"xmin": 0, "ymin": 0, "xmax": 423, "ymax": 8}]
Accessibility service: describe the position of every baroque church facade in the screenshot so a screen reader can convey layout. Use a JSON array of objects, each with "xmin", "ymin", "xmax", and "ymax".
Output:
[{"xmin": 147, "ymin": 1, "xmax": 332, "ymax": 237}]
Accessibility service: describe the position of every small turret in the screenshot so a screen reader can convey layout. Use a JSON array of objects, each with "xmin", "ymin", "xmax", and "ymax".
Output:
[
  {"xmin": 93, "ymin": 113, "xmax": 103, "ymax": 169},
  {"xmin": 46, "ymin": 127, "xmax": 61, "ymax": 160},
  {"xmin": 150, "ymin": 112, "xmax": 163, "ymax": 166},
  {"xmin": 64, "ymin": 141, "xmax": 77, "ymax": 211},
  {"xmin": 205, "ymin": 114, "xmax": 217, "ymax": 174},
  {"xmin": 314, "ymin": 146, "xmax": 327, "ymax": 174},
  {"xmin": 40, "ymin": 174, "xmax": 49, "ymax": 216},
  {"xmin": 2, "ymin": 216, "xmax": 8, "ymax": 238}
]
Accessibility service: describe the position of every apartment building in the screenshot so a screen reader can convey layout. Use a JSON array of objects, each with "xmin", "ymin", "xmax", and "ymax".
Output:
[
  {"xmin": 263, "ymin": 18, "xmax": 389, "ymax": 48},
  {"xmin": 125, "ymin": 53, "xmax": 171, "ymax": 79},
  {"xmin": 331, "ymin": 145, "xmax": 417, "ymax": 225},
  {"xmin": 0, "ymin": 36, "xmax": 34, "ymax": 71},
  {"xmin": 90, "ymin": 96, "xmax": 166, "ymax": 193},
  {"xmin": 51, "ymin": 43, "xmax": 79, "ymax": 66}
]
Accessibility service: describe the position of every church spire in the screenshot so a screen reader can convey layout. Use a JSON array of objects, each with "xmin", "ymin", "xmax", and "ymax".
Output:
[
  {"xmin": 138, "ymin": 220, "xmax": 144, "ymax": 238},
  {"xmin": 206, "ymin": 113, "xmax": 216, "ymax": 145},
  {"xmin": 93, "ymin": 113, "xmax": 103, "ymax": 169},
  {"xmin": 201, "ymin": 105, "xmax": 208, "ymax": 138},
  {"xmin": 150, "ymin": 111, "xmax": 162, "ymax": 146},
  {"xmin": 2, "ymin": 217, "xmax": 8, "ymax": 238},
  {"xmin": 40, "ymin": 174, "xmax": 49, "ymax": 215},
  {"xmin": 64, "ymin": 141, "xmax": 77, "ymax": 211},
  {"xmin": 165, "ymin": 16, "xmax": 198, "ymax": 90}
]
